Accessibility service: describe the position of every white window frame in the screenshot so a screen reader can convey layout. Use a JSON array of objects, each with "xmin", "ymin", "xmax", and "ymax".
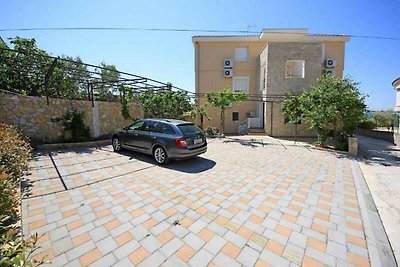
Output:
[
  {"xmin": 235, "ymin": 47, "xmax": 248, "ymax": 62},
  {"xmin": 232, "ymin": 76, "xmax": 249, "ymax": 94},
  {"xmin": 286, "ymin": 60, "xmax": 305, "ymax": 79}
]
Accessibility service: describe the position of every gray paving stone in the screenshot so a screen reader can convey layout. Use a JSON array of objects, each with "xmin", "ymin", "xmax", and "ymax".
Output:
[
  {"xmin": 188, "ymin": 218, "xmax": 208, "ymax": 234},
  {"xmin": 212, "ymin": 252, "xmax": 241, "ymax": 267},
  {"xmin": 188, "ymin": 248, "xmax": 215, "ymax": 267},
  {"xmin": 183, "ymin": 232, "xmax": 206, "ymax": 250},
  {"xmin": 49, "ymin": 225, "xmax": 69, "ymax": 242},
  {"xmin": 110, "ymin": 222, "xmax": 133, "ymax": 238},
  {"xmin": 170, "ymin": 224, "xmax": 190, "ymax": 239},
  {"xmin": 96, "ymin": 235, "xmax": 118, "ymax": 255},
  {"xmin": 66, "ymin": 240, "xmax": 96, "ymax": 261},
  {"xmin": 305, "ymin": 247, "xmax": 336, "ymax": 266},
  {"xmin": 52, "ymin": 236, "xmax": 73, "ymax": 257},
  {"xmin": 203, "ymin": 235, "xmax": 227, "ymax": 255},
  {"xmin": 283, "ymin": 243, "xmax": 304, "ymax": 265},
  {"xmin": 160, "ymin": 237, "xmax": 185, "ymax": 257},
  {"xmin": 328, "ymin": 229, "xmax": 346, "ymax": 245},
  {"xmin": 163, "ymin": 255, "xmax": 188, "ymax": 267},
  {"xmin": 113, "ymin": 257, "xmax": 134, "ymax": 267},
  {"xmin": 138, "ymin": 251, "xmax": 166, "ymax": 267},
  {"xmin": 87, "ymin": 226, "xmax": 108, "ymax": 242},
  {"xmin": 263, "ymin": 228, "xmax": 288, "ymax": 245},
  {"xmin": 88, "ymin": 252, "xmax": 117, "ymax": 267},
  {"xmin": 237, "ymin": 245, "xmax": 260, "ymax": 267},
  {"xmin": 113, "ymin": 239, "xmax": 140, "ymax": 260},
  {"xmin": 130, "ymin": 224, "xmax": 149, "ymax": 241},
  {"xmin": 150, "ymin": 221, "xmax": 170, "ymax": 236},
  {"xmin": 288, "ymin": 231, "xmax": 308, "ymax": 249},
  {"xmin": 140, "ymin": 235, "xmax": 162, "ymax": 253},
  {"xmin": 223, "ymin": 230, "xmax": 247, "ymax": 249},
  {"xmin": 348, "ymin": 243, "xmax": 369, "ymax": 258}
]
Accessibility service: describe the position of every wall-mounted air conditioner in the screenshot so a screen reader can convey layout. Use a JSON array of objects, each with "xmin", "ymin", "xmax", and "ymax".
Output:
[
  {"xmin": 325, "ymin": 58, "xmax": 336, "ymax": 68},
  {"xmin": 324, "ymin": 70, "xmax": 336, "ymax": 77},
  {"xmin": 224, "ymin": 69, "xmax": 233, "ymax": 78},
  {"xmin": 224, "ymin": 58, "xmax": 233, "ymax": 69}
]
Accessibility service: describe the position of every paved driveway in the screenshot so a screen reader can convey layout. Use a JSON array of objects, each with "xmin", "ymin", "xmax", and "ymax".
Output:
[{"xmin": 22, "ymin": 136, "xmax": 385, "ymax": 266}]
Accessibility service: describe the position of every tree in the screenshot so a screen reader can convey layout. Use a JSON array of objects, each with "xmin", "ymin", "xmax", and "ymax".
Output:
[
  {"xmin": 283, "ymin": 76, "xmax": 367, "ymax": 149},
  {"xmin": 95, "ymin": 62, "xmax": 120, "ymax": 101},
  {"xmin": 190, "ymin": 100, "xmax": 210, "ymax": 129},
  {"xmin": 137, "ymin": 89, "xmax": 192, "ymax": 119},
  {"xmin": 0, "ymin": 37, "xmax": 90, "ymax": 99},
  {"xmin": 206, "ymin": 88, "xmax": 247, "ymax": 134},
  {"xmin": 372, "ymin": 110, "xmax": 398, "ymax": 130},
  {"xmin": 282, "ymin": 93, "xmax": 302, "ymax": 143}
]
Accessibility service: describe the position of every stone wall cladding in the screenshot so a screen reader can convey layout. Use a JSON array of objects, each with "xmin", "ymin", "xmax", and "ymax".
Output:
[
  {"xmin": 265, "ymin": 101, "xmax": 316, "ymax": 137},
  {"xmin": 0, "ymin": 94, "xmax": 143, "ymax": 142},
  {"xmin": 266, "ymin": 42, "xmax": 322, "ymax": 95},
  {"xmin": 262, "ymin": 42, "xmax": 322, "ymax": 137}
]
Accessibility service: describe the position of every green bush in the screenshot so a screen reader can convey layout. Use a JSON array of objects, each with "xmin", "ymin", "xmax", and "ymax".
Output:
[
  {"xmin": 0, "ymin": 123, "xmax": 46, "ymax": 266},
  {"xmin": 0, "ymin": 124, "xmax": 31, "ymax": 183},
  {"xmin": 358, "ymin": 119, "xmax": 376, "ymax": 130},
  {"xmin": 205, "ymin": 126, "xmax": 217, "ymax": 136},
  {"xmin": 62, "ymin": 109, "xmax": 91, "ymax": 142}
]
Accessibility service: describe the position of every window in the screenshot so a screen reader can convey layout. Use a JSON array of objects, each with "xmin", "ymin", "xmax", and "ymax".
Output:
[
  {"xmin": 233, "ymin": 76, "xmax": 249, "ymax": 93},
  {"xmin": 235, "ymin": 47, "xmax": 248, "ymax": 62},
  {"xmin": 128, "ymin": 120, "xmax": 144, "ymax": 130},
  {"xmin": 286, "ymin": 60, "xmax": 305, "ymax": 78},
  {"xmin": 141, "ymin": 121, "xmax": 157, "ymax": 131},
  {"xmin": 177, "ymin": 124, "xmax": 202, "ymax": 134},
  {"xmin": 156, "ymin": 123, "xmax": 176, "ymax": 135},
  {"xmin": 232, "ymin": 112, "xmax": 239, "ymax": 121}
]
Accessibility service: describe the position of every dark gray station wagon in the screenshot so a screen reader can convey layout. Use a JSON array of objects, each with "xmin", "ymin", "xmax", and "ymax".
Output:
[{"xmin": 111, "ymin": 119, "xmax": 207, "ymax": 164}]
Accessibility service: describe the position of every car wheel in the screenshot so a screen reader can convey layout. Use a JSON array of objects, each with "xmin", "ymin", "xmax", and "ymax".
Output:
[
  {"xmin": 153, "ymin": 146, "xmax": 169, "ymax": 164},
  {"xmin": 112, "ymin": 137, "xmax": 122, "ymax": 152}
]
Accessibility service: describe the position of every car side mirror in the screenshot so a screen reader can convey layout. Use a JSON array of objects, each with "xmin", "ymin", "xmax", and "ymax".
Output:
[{"xmin": 123, "ymin": 127, "xmax": 128, "ymax": 131}]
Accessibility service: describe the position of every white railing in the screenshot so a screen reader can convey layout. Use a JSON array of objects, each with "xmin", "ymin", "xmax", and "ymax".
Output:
[{"xmin": 238, "ymin": 120, "xmax": 248, "ymax": 135}]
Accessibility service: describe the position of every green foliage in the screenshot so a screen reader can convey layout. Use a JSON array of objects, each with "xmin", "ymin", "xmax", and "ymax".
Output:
[
  {"xmin": 282, "ymin": 76, "xmax": 367, "ymax": 149},
  {"xmin": 205, "ymin": 126, "xmax": 218, "ymax": 136},
  {"xmin": 0, "ymin": 37, "xmax": 90, "ymax": 99},
  {"xmin": 95, "ymin": 62, "xmax": 120, "ymax": 101},
  {"xmin": 62, "ymin": 110, "xmax": 91, "ymax": 142},
  {"xmin": 0, "ymin": 123, "xmax": 31, "ymax": 183},
  {"xmin": 190, "ymin": 100, "xmax": 210, "ymax": 129},
  {"xmin": 206, "ymin": 88, "xmax": 247, "ymax": 133},
  {"xmin": 0, "ymin": 124, "xmax": 45, "ymax": 266},
  {"xmin": 358, "ymin": 115, "xmax": 377, "ymax": 130},
  {"xmin": 372, "ymin": 110, "xmax": 398, "ymax": 128},
  {"xmin": 137, "ymin": 89, "xmax": 192, "ymax": 119}
]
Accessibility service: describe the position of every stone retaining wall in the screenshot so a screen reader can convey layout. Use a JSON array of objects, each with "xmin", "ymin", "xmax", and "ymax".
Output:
[
  {"xmin": 356, "ymin": 128, "xmax": 396, "ymax": 144},
  {"xmin": 0, "ymin": 94, "xmax": 143, "ymax": 143}
]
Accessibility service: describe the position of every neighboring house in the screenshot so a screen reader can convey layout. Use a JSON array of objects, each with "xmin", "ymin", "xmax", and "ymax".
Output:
[
  {"xmin": 193, "ymin": 29, "xmax": 350, "ymax": 136},
  {"xmin": 393, "ymin": 77, "xmax": 400, "ymax": 111}
]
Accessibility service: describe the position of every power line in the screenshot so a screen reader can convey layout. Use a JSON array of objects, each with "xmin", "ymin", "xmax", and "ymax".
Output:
[{"xmin": 0, "ymin": 27, "xmax": 399, "ymax": 41}]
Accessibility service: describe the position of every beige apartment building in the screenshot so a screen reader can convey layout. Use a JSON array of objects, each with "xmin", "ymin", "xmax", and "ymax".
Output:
[{"xmin": 193, "ymin": 29, "xmax": 350, "ymax": 136}]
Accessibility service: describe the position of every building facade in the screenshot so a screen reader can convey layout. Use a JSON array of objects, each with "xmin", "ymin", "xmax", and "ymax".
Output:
[
  {"xmin": 193, "ymin": 29, "xmax": 350, "ymax": 136},
  {"xmin": 392, "ymin": 77, "xmax": 400, "ymax": 112}
]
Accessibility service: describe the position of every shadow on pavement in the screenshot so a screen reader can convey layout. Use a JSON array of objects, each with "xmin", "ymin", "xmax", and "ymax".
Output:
[
  {"xmin": 116, "ymin": 150, "xmax": 216, "ymax": 174},
  {"xmin": 357, "ymin": 135, "xmax": 400, "ymax": 167}
]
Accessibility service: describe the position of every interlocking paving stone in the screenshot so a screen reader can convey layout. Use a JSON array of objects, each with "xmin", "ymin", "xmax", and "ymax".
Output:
[{"xmin": 22, "ymin": 138, "xmax": 375, "ymax": 266}]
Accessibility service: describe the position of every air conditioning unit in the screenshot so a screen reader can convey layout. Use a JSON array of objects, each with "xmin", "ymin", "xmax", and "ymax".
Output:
[
  {"xmin": 224, "ymin": 58, "xmax": 233, "ymax": 69},
  {"xmin": 325, "ymin": 58, "xmax": 336, "ymax": 68},
  {"xmin": 224, "ymin": 69, "xmax": 233, "ymax": 78},
  {"xmin": 324, "ymin": 70, "xmax": 336, "ymax": 77}
]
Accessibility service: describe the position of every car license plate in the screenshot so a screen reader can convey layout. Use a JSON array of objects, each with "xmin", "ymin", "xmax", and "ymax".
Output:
[{"xmin": 194, "ymin": 138, "xmax": 203, "ymax": 144}]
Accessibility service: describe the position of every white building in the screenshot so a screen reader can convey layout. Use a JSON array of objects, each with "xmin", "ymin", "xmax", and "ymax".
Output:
[{"xmin": 393, "ymin": 77, "xmax": 400, "ymax": 111}]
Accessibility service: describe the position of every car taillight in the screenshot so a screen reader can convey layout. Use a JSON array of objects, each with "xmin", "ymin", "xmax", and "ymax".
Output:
[{"xmin": 175, "ymin": 137, "xmax": 187, "ymax": 148}]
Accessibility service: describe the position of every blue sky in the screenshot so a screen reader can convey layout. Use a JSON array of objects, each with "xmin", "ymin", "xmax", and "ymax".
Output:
[{"xmin": 1, "ymin": 0, "xmax": 399, "ymax": 111}]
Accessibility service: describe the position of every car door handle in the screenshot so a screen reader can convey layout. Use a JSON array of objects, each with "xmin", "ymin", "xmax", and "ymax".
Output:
[
  {"xmin": 133, "ymin": 133, "xmax": 139, "ymax": 136},
  {"xmin": 151, "ymin": 136, "xmax": 156, "ymax": 139}
]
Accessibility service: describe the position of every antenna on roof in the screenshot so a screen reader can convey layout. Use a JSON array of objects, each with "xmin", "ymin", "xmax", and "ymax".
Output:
[{"xmin": 246, "ymin": 25, "xmax": 256, "ymax": 36}]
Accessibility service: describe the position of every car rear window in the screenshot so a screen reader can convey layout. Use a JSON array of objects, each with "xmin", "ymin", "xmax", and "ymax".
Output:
[{"xmin": 178, "ymin": 124, "xmax": 202, "ymax": 134}]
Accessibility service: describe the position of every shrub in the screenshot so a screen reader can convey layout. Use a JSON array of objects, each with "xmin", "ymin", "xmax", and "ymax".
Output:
[
  {"xmin": 62, "ymin": 109, "xmax": 91, "ymax": 142},
  {"xmin": 205, "ymin": 126, "xmax": 218, "ymax": 136},
  {"xmin": 0, "ymin": 123, "xmax": 45, "ymax": 266},
  {"xmin": 358, "ymin": 118, "xmax": 376, "ymax": 130},
  {"xmin": 0, "ymin": 124, "xmax": 31, "ymax": 183}
]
